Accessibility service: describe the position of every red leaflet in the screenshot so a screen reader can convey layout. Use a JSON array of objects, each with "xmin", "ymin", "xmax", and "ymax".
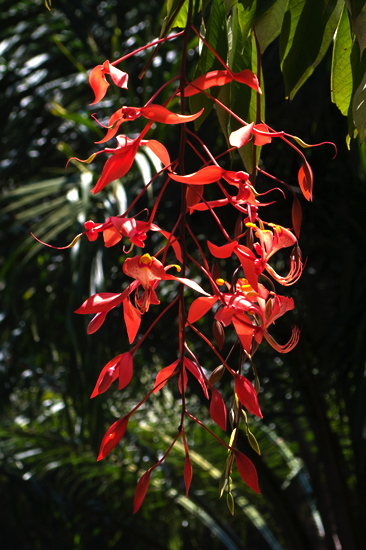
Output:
[
  {"xmin": 98, "ymin": 416, "xmax": 129, "ymax": 460},
  {"xmin": 134, "ymin": 470, "xmax": 151, "ymax": 513},
  {"xmin": 91, "ymin": 354, "xmax": 122, "ymax": 398},
  {"xmin": 184, "ymin": 454, "xmax": 193, "ymax": 497},
  {"xmin": 234, "ymin": 374, "xmax": 262, "ymax": 418},
  {"xmin": 118, "ymin": 352, "xmax": 134, "ymax": 390},
  {"xmin": 187, "ymin": 296, "xmax": 218, "ymax": 324},
  {"xmin": 153, "ymin": 359, "xmax": 180, "ymax": 393},
  {"xmin": 234, "ymin": 451, "xmax": 260, "ymax": 494},
  {"xmin": 209, "ymin": 387, "xmax": 227, "ymax": 431},
  {"xmin": 298, "ymin": 160, "xmax": 313, "ymax": 201},
  {"xmin": 123, "ymin": 298, "xmax": 141, "ymax": 344},
  {"xmin": 87, "ymin": 311, "xmax": 107, "ymax": 334}
]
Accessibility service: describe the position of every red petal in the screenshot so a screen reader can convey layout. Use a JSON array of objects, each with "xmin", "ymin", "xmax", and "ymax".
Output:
[
  {"xmin": 184, "ymin": 454, "xmax": 192, "ymax": 498},
  {"xmin": 253, "ymin": 123, "xmax": 272, "ymax": 146},
  {"xmin": 91, "ymin": 354, "xmax": 122, "ymax": 398},
  {"xmin": 187, "ymin": 296, "xmax": 218, "ymax": 324},
  {"xmin": 103, "ymin": 226, "xmax": 123, "ymax": 247},
  {"xmin": 75, "ymin": 292, "xmax": 126, "ymax": 314},
  {"xmin": 229, "ymin": 123, "xmax": 254, "ymax": 148},
  {"xmin": 89, "ymin": 65, "xmax": 109, "ymax": 105},
  {"xmin": 232, "ymin": 69, "xmax": 261, "ymax": 94},
  {"xmin": 234, "ymin": 374, "xmax": 262, "ymax": 418},
  {"xmin": 134, "ymin": 470, "xmax": 151, "ymax": 513},
  {"xmin": 118, "ymin": 351, "xmax": 134, "ymax": 390},
  {"xmin": 169, "ymin": 165, "xmax": 223, "ymax": 185},
  {"xmin": 292, "ymin": 194, "xmax": 302, "ymax": 238},
  {"xmin": 298, "ymin": 161, "xmax": 313, "ymax": 201},
  {"xmin": 210, "ymin": 387, "xmax": 227, "ymax": 431},
  {"xmin": 232, "ymin": 317, "xmax": 254, "ymax": 354},
  {"xmin": 123, "ymin": 298, "xmax": 141, "ymax": 344},
  {"xmin": 144, "ymin": 139, "xmax": 171, "ymax": 167},
  {"xmin": 153, "ymin": 359, "xmax": 180, "ymax": 393},
  {"xmin": 108, "ymin": 64, "xmax": 129, "ymax": 88},
  {"xmin": 87, "ymin": 311, "xmax": 107, "ymax": 334},
  {"xmin": 207, "ymin": 240, "xmax": 237, "ymax": 258},
  {"xmin": 141, "ymin": 104, "xmax": 204, "ymax": 124},
  {"xmin": 98, "ymin": 416, "xmax": 129, "ymax": 460},
  {"xmin": 235, "ymin": 451, "xmax": 260, "ymax": 493},
  {"xmin": 183, "ymin": 70, "xmax": 232, "ymax": 97},
  {"xmin": 92, "ymin": 140, "xmax": 140, "ymax": 194}
]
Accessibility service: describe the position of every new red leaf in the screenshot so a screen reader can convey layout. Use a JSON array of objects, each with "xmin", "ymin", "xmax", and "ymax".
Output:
[
  {"xmin": 187, "ymin": 296, "xmax": 218, "ymax": 324},
  {"xmin": 123, "ymin": 298, "xmax": 141, "ymax": 344},
  {"xmin": 184, "ymin": 358, "xmax": 209, "ymax": 399},
  {"xmin": 235, "ymin": 451, "xmax": 260, "ymax": 493},
  {"xmin": 87, "ymin": 311, "xmax": 107, "ymax": 334},
  {"xmin": 91, "ymin": 354, "xmax": 122, "ymax": 398},
  {"xmin": 184, "ymin": 454, "xmax": 192, "ymax": 498},
  {"xmin": 234, "ymin": 374, "xmax": 262, "ymax": 418},
  {"xmin": 98, "ymin": 416, "xmax": 129, "ymax": 460},
  {"xmin": 118, "ymin": 352, "xmax": 134, "ymax": 390},
  {"xmin": 153, "ymin": 360, "xmax": 180, "ymax": 393},
  {"xmin": 134, "ymin": 470, "xmax": 151, "ymax": 513},
  {"xmin": 210, "ymin": 387, "xmax": 227, "ymax": 431},
  {"xmin": 298, "ymin": 161, "xmax": 313, "ymax": 201}
]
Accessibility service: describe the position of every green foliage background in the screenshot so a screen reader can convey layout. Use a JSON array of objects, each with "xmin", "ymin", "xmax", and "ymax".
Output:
[{"xmin": 1, "ymin": 1, "xmax": 366, "ymax": 549}]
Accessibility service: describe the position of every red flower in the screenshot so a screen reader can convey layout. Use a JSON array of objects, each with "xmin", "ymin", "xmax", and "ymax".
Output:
[
  {"xmin": 94, "ymin": 105, "xmax": 204, "ymax": 144},
  {"xmin": 69, "ymin": 134, "xmax": 171, "ymax": 194},
  {"xmin": 89, "ymin": 60, "xmax": 128, "ymax": 105},
  {"xmin": 76, "ymin": 253, "xmax": 208, "ymax": 344}
]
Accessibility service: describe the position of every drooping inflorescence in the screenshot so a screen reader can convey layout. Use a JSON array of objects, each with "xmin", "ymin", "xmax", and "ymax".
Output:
[{"xmin": 35, "ymin": 3, "xmax": 331, "ymax": 514}]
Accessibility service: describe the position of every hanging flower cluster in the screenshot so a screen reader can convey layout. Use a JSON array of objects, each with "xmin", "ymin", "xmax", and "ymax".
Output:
[{"xmin": 36, "ymin": 12, "xmax": 330, "ymax": 514}]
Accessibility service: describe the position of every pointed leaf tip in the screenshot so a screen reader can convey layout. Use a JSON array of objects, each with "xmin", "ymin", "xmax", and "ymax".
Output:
[
  {"xmin": 184, "ymin": 454, "xmax": 192, "ymax": 497},
  {"xmin": 134, "ymin": 470, "xmax": 151, "ymax": 513},
  {"xmin": 235, "ymin": 451, "xmax": 260, "ymax": 493},
  {"xmin": 98, "ymin": 416, "xmax": 129, "ymax": 460}
]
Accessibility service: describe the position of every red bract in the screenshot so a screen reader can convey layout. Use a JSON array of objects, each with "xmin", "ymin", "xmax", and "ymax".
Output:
[
  {"xmin": 98, "ymin": 416, "xmax": 129, "ymax": 460},
  {"xmin": 89, "ymin": 60, "xmax": 128, "ymax": 105},
  {"xmin": 234, "ymin": 451, "xmax": 260, "ymax": 494},
  {"xmin": 134, "ymin": 470, "xmax": 151, "ymax": 513},
  {"xmin": 95, "ymin": 105, "xmax": 204, "ymax": 144},
  {"xmin": 234, "ymin": 375, "xmax": 262, "ymax": 418}
]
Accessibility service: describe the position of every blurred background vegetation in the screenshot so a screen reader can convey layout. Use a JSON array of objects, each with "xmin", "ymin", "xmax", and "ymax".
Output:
[{"xmin": 1, "ymin": 0, "xmax": 366, "ymax": 549}]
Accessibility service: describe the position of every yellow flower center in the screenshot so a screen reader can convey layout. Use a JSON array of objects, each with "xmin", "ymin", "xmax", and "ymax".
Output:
[
  {"xmin": 139, "ymin": 253, "xmax": 153, "ymax": 267},
  {"xmin": 239, "ymin": 278, "xmax": 253, "ymax": 292},
  {"xmin": 216, "ymin": 278, "xmax": 225, "ymax": 286}
]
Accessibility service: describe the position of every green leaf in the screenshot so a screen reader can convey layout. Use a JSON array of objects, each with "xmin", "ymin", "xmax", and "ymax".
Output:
[
  {"xmin": 353, "ymin": 70, "xmax": 366, "ymax": 142},
  {"xmin": 331, "ymin": 5, "xmax": 354, "ymax": 117},
  {"xmin": 353, "ymin": 3, "xmax": 366, "ymax": 56},
  {"xmin": 255, "ymin": 0, "xmax": 288, "ymax": 54},
  {"xmin": 280, "ymin": 0, "xmax": 344, "ymax": 99}
]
